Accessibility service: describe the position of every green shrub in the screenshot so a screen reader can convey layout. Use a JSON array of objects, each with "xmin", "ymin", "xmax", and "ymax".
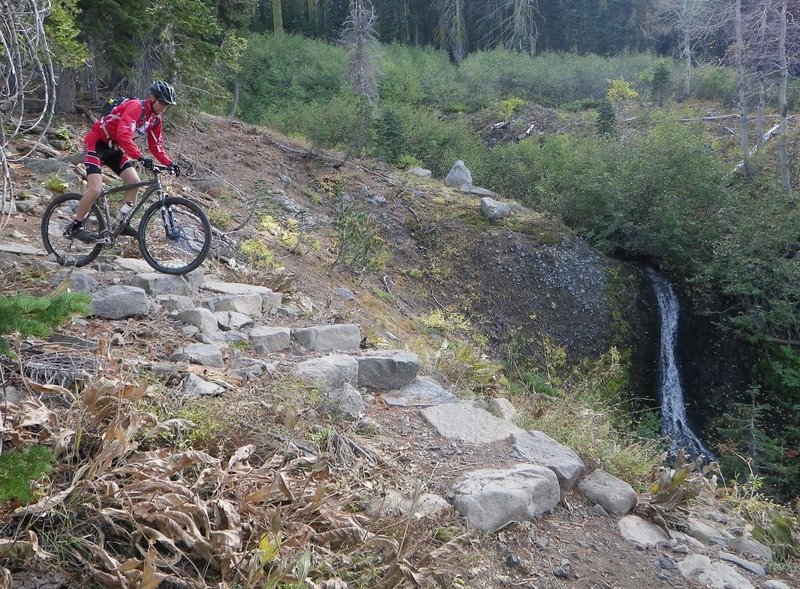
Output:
[
  {"xmin": 402, "ymin": 107, "xmax": 484, "ymax": 177},
  {"xmin": 560, "ymin": 97, "xmax": 603, "ymax": 112},
  {"xmin": 333, "ymin": 200, "xmax": 390, "ymax": 274},
  {"xmin": 691, "ymin": 65, "xmax": 736, "ymax": 104},
  {"xmin": 0, "ymin": 445, "xmax": 54, "ymax": 505},
  {"xmin": 649, "ymin": 60, "xmax": 673, "ymax": 106},
  {"xmin": 596, "ymin": 98, "xmax": 617, "ymax": 136},
  {"xmin": 239, "ymin": 33, "xmax": 348, "ymax": 123},
  {"xmin": 376, "ymin": 103, "xmax": 407, "ymax": 164},
  {"xmin": 0, "ymin": 292, "xmax": 90, "ymax": 357},
  {"xmin": 499, "ymin": 97, "xmax": 525, "ymax": 118},
  {"xmin": 267, "ymin": 95, "xmax": 359, "ymax": 149}
]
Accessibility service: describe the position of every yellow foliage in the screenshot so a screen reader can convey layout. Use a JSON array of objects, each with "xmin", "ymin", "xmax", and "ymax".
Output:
[{"xmin": 607, "ymin": 78, "xmax": 638, "ymax": 103}]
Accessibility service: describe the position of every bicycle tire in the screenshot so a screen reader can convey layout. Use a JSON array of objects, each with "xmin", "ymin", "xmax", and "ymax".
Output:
[
  {"xmin": 138, "ymin": 196, "xmax": 212, "ymax": 274},
  {"xmin": 41, "ymin": 193, "xmax": 106, "ymax": 267}
]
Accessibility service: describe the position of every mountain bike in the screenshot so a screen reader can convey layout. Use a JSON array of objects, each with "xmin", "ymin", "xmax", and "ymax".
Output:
[{"xmin": 41, "ymin": 164, "xmax": 212, "ymax": 275}]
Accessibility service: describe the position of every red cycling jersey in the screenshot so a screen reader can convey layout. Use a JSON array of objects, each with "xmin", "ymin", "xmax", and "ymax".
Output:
[{"xmin": 83, "ymin": 98, "xmax": 172, "ymax": 171}]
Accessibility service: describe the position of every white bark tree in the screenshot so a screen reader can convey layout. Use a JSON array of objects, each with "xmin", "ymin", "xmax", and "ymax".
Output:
[
  {"xmin": 652, "ymin": 0, "xmax": 730, "ymax": 98},
  {"xmin": 342, "ymin": 0, "xmax": 379, "ymax": 156},
  {"xmin": 0, "ymin": 0, "xmax": 56, "ymax": 228}
]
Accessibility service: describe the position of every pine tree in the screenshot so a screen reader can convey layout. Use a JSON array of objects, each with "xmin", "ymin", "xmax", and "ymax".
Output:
[
  {"xmin": 596, "ymin": 98, "xmax": 616, "ymax": 137},
  {"xmin": 651, "ymin": 61, "xmax": 672, "ymax": 107},
  {"xmin": 0, "ymin": 292, "xmax": 90, "ymax": 357}
]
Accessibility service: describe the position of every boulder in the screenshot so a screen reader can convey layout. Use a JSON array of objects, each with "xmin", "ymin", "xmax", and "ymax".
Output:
[
  {"xmin": 511, "ymin": 430, "xmax": 586, "ymax": 490},
  {"xmin": 577, "ymin": 469, "xmax": 637, "ymax": 516},
  {"xmin": 356, "ymin": 350, "xmax": 421, "ymax": 389},
  {"xmin": 444, "ymin": 160, "xmax": 473, "ymax": 188}
]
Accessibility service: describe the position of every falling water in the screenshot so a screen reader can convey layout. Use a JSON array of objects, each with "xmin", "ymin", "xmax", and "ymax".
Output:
[{"xmin": 645, "ymin": 267, "xmax": 713, "ymax": 459}]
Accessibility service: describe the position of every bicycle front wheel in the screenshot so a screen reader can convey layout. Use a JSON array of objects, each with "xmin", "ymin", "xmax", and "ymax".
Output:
[
  {"xmin": 138, "ymin": 197, "xmax": 212, "ymax": 274},
  {"xmin": 41, "ymin": 193, "xmax": 106, "ymax": 267}
]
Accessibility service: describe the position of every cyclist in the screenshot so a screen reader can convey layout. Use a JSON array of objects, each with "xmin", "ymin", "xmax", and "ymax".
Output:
[{"xmin": 64, "ymin": 80, "xmax": 181, "ymax": 238}]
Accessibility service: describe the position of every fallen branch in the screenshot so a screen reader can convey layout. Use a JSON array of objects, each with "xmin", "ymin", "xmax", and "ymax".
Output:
[{"xmin": 733, "ymin": 121, "xmax": 784, "ymax": 173}]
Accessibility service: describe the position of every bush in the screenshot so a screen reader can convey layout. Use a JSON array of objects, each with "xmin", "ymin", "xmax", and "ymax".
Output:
[
  {"xmin": 0, "ymin": 446, "xmax": 54, "ymax": 505},
  {"xmin": 239, "ymin": 33, "xmax": 348, "ymax": 123},
  {"xmin": 401, "ymin": 107, "xmax": 484, "ymax": 177},
  {"xmin": 691, "ymin": 65, "xmax": 736, "ymax": 105},
  {"xmin": 596, "ymin": 98, "xmax": 617, "ymax": 136},
  {"xmin": 0, "ymin": 292, "xmax": 90, "ymax": 357},
  {"xmin": 267, "ymin": 95, "xmax": 360, "ymax": 149}
]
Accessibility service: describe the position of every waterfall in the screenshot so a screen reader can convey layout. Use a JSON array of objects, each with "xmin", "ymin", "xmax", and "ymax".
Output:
[{"xmin": 645, "ymin": 267, "xmax": 714, "ymax": 460}]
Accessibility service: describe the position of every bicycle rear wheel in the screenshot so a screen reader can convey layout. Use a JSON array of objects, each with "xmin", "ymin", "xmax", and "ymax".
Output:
[
  {"xmin": 41, "ymin": 193, "xmax": 106, "ymax": 267},
  {"xmin": 138, "ymin": 196, "xmax": 212, "ymax": 274}
]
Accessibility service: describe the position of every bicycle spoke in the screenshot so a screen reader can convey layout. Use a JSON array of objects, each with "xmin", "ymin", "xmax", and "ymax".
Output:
[
  {"xmin": 41, "ymin": 193, "xmax": 105, "ymax": 267},
  {"xmin": 139, "ymin": 197, "xmax": 211, "ymax": 274}
]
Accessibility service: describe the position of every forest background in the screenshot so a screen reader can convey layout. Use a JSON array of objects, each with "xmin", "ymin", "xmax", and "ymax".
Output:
[{"xmin": 3, "ymin": 0, "xmax": 800, "ymax": 504}]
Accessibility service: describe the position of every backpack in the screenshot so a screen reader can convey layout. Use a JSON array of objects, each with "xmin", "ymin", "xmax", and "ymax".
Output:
[{"xmin": 100, "ymin": 96, "xmax": 129, "ymax": 117}]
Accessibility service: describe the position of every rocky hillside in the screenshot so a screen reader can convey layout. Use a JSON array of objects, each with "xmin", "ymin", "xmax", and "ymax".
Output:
[{"xmin": 0, "ymin": 113, "xmax": 797, "ymax": 589}]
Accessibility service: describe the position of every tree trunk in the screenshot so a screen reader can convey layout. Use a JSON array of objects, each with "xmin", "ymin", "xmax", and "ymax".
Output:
[
  {"xmin": 229, "ymin": 78, "xmax": 240, "ymax": 118},
  {"xmin": 734, "ymin": 0, "xmax": 750, "ymax": 173},
  {"xmin": 680, "ymin": 0, "xmax": 691, "ymax": 98},
  {"xmin": 442, "ymin": 0, "xmax": 467, "ymax": 64},
  {"xmin": 681, "ymin": 31, "xmax": 691, "ymax": 98},
  {"xmin": 778, "ymin": 0, "xmax": 793, "ymax": 199},
  {"xmin": 756, "ymin": 74, "xmax": 765, "ymax": 151},
  {"xmin": 54, "ymin": 66, "xmax": 77, "ymax": 114},
  {"xmin": 133, "ymin": 40, "xmax": 153, "ymax": 98},
  {"xmin": 273, "ymin": 0, "xmax": 284, "ymax": 34}
]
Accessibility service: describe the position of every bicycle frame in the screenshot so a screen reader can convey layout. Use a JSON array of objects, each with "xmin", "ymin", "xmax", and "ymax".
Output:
[{"xmin": 94, "ymin": 167, "xmax": 169, "ymax": 244}]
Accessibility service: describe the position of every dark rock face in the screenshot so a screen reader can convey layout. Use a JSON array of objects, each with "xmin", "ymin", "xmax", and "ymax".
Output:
[
  {"xmin": 677, "ymin": 295, "xmax": 753, "ymax": 440},
  {"xmin": 434, "ymin": 226, "xmax": 658, "ymax": 402}
]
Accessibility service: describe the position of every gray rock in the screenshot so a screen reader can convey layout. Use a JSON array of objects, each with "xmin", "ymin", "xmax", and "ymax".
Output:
[
  {"xmin": 685, "ymin": 517, "xmax": 733, "ymax": 546},
  {"xmin": 728, "ymin": 536, "xmax": 772, "ymax": 561},
  {"xmin": 0, "ymin": 241, "xmax": 47, "ymax": 255},
  {"xmin": 718, "ymin": 552, "xmax": 766, "ymax": 576},
  {"xmin": 381, "ymin": 376, "xmax": 459, "ymax": 407},
  {"xmin": 292, "ymin": 324, "xmax": 362, "ymax": 351},
  {"xmin": 202, "ymin": 293, "xmax": 263, "ymax": 317},
  {"xmin": 444, "ymin": 160, "xmax": 473, "ymax": 188},
  {"xmin": 511, "ymin": 430, "xmax": 586, "ymax": 490},
  {"xmin": 452, "ymin": 464, "xmax": 560, "ymax": 532},
  {"xmin": 182, "ymin": 373, "xmax": 224, "ymax": 396},
  {"xmin": 334, "ymin": 287, "xmax": 355, "ymax": 300},
  {"xmin": 127, "ymin": 272, "xmax": 200, "ymax": 296},
  {"xmin": 422, "ymin": 402, "xmax": 525, "ymax": 444},
  {"xmin": 201, "ymin": 279, "xmax": 274, "ymax": 295},
  {"xmin": 91, "ymin": 285, "xmax": 150, "ymax": 319},
  {"xmin": 323, "ymin": 383, "xmax": 364, "ymax": 421},
  {"xmin": 260, "ymin": 291, "xmax": 283, "ymax": 314},
  {"xmin": 677, "ymin": 555, "xmax": 753, "ymax": 589},
  {"xmin": 175, "ymin": 308, "xmax": 219, "ymax": 334},
  {"xmin": 292, "ymin": 354, "xmax": 359, "ymax": 391},
  {"xmin": 214, "ymin": 311, "xmax": 254, "ymax": 331},
  {"xmin": 764, "ymin": 581, "xmax": 792, "ymax": 589},
  {"xmin": 356, "ymin": 350, "xmax": 421, "ymax": 389},
  {"xmin": 169, "ymin": 343, "xmax": 224, "ymax": 368},
  {"xmin": 577, "ymin": 469, "xmax": 637, "ymax": 516},
  {"xmin": 249, "ymin": 326, "xmax": 291, "ymax": 354},
  {"xmin": 112, "ymin": 257, "xmax": 153, "ymax": 273},
  {"xmin": 53, "ymin": 268, "xmax": 99, "ymax": 292},
  {"xmin": 369, "ymin": 489, "xmax": 451, "ymax": 519},
  {"xmin": 15, "ymin": 195, "xmax": 40, "ymax": 212},
  {"xmin": 480, "ymin": 197, "xmax": 512, "ymax": 220},
  {"xmin": 460, "ymin": 184, "xmax": 498, "ymax": 197},
  {"xmin": 155, "ymin": 294, "xmax": 195, "ymax": 311},
  {"xmin": 487, "ymin": 397, "xmax": 518, "ymax": 422},
  {"xmin": 25, "ymin": 158, "xmax": 74, "ymax": 175},
  {"xmin": 618, "ymin": 515, "xmax": 671, "ymax": 548},
  {"xmin": 409, "ymin": 167, "xmax": 432, "ymax": 178}
]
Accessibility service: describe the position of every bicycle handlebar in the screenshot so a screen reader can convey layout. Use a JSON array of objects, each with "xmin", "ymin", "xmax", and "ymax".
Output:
[{"xmin": 149, "ymin": 163, "xmax": 174, "ymax": 175}]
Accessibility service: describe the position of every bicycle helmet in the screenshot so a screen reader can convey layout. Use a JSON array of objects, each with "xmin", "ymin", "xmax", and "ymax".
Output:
[{"xmin": 149, "ymin": 80, "xmax": 177, "ymax": 105}]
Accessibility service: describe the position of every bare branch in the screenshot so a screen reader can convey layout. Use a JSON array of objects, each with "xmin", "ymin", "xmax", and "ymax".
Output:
[{"xmin": 0, "ymin": 0, "xmax": 56, "ymax": 229}]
